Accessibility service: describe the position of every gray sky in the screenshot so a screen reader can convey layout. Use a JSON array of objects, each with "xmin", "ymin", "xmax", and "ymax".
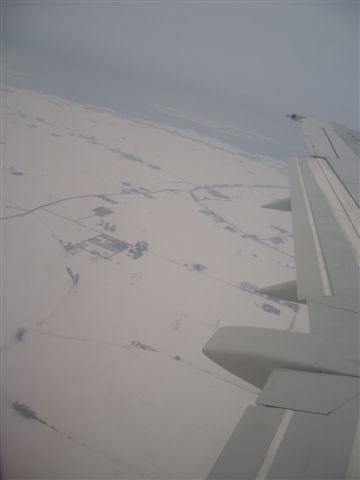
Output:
[{"xmin": 2, "ymin": 1, "xmax": 359, "ymax": 136}]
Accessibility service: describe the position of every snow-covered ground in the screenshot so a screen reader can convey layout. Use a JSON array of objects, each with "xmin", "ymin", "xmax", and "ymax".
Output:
[{"xmin": 1, "ymin": 86, "xmax": 308, "ymax": 479}]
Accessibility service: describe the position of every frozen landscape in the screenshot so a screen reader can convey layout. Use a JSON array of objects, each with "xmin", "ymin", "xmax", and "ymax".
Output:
[
  {"xmin": 1, "ymin": 86, "xmax": 309, "ymax": 479},
  {"xmin": 2, "ymin": 2, "xmax": 358, "ymax": 478}
]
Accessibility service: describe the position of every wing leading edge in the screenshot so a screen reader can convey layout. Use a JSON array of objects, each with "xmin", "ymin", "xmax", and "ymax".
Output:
[{"xmin": 203, "ymin": 117, "xmax": 360, "ymax": 479}]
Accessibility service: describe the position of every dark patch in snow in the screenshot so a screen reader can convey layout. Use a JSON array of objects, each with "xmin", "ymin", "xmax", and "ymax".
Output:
[
  {"xmin": 109, "ymin": 147, "xmax": 143, "ymax": 163},
  {"xmin": 271, "ymin": 224, "xmax": 288, "ymax": 234},
  {"xmin": 15, "ymin": 327, "xmax": 26, "ymax": 341},
  {"xmin": 93, "ymin": 207, "xmax": 113, "ymax": 217},
  {"xmin": 269, "ymin": 236, "xmax": 285, "ymax": 245},
  {"xmin": 12, "ymin": 402, "xmax": 37, "ymax": 420},
  {"xmin": 224, "ymin": 225, "xmax": 237, "ymax": 232},
  {"xmin": 190, "ymin": 263, "xmax": 207, "ymax": 272},
  {"xmin": 64, "ymin": 242, "xmax": 75, "ymax": 252},
  {"xmin": 286, "ymin": 302, "xmax": 300, "ymax": 313},
  {"xmin": 68, "ymin": 132, "xmax": 97, "ymax": 143},
  {"xmin": 262, "ymin": 304, "xmax": 281, "ymax": 315},
  {"xmin": 240, "ymin": 282, "xmax": 257, "ymax": 293},
  {"xmin": 242, "ymin": 233, "xmax": 258, "ymax": 240},
  {"xmin": 127, "ymin": 241, "xmax": 148, "ymax": 260},
  {"xmin": 208, "ymin": 188, "xmax": 230, "ymax": 199},
  {"xmin": 66, "ymin": 267, "xmax": 79, "ymax": 285},
  {"xmin": 130, "ymin": 341, "xmax": 157, "ymax": 352},
  {"xmin": 97, "ymin": 195, "xmax": 118, "ymax": 204}
]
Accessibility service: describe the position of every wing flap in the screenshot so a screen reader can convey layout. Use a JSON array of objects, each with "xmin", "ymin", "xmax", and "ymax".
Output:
[
  {"xmin": 207, "ymin": 396, "xmax": 359, "ymax": 480},
  {"xmin": 257, "ymin": 368, "xmax": 360, "ymax": 414},
  {"xmin": 207, "ymin": 406, "xmax": 285, "ymax": 480},
  {"xmin": 267, "ymin": 396, "xmax": 359, "ymax": 480}
]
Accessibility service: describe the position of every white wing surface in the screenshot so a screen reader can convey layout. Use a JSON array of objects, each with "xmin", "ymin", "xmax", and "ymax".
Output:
[{"xmin": 203, "ymin": 117, "xmax": 360, "ymax": 479}]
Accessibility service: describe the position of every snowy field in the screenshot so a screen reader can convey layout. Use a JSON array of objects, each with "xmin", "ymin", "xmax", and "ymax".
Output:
[{"xmin": 1, "ymin": 87, "xmax": 308, "ymax": 479}]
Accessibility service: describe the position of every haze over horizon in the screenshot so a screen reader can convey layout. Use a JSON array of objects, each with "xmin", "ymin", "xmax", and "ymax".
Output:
[{"xmin": 2, "ymin": 1, "xmax": 358, "ymax": 149}]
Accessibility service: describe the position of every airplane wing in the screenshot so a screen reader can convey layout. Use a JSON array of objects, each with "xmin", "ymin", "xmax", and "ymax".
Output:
[{"xmin": 203, "ymin": 117, "xmax": 360, "ymax": 479}]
